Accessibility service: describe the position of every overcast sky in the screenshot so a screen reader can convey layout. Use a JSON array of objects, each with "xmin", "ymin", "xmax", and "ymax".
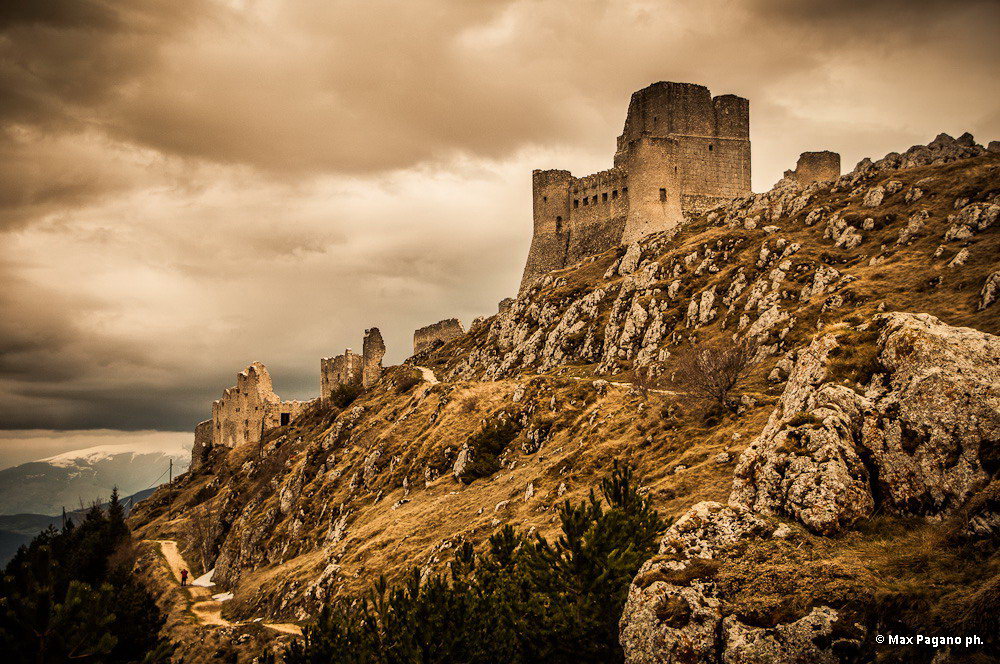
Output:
[{"xmin": 1, "ymin": 0, "xmax": 998, "ymax": 438}]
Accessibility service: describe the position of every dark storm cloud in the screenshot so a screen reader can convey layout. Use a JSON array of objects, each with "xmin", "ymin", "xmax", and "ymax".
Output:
[{"xmin": 0, "ymin": 0, "xmax": 996, "ymax": 432}]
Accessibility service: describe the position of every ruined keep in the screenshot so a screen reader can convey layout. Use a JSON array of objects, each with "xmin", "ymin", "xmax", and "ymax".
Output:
[
  {"xmin": 783, "ymin": 151, "xmax": 841, "ymax": 186},
  {"xmin": 520, "ymin": 81, "xmax": 751, "ymax": 292},
  {"xmin": 210, "ymin": 362, "xmax": 313, "ymax": 451},
  {"xmin": 413, "ymin": 318, "xmax": 465, "ymax": 355}
]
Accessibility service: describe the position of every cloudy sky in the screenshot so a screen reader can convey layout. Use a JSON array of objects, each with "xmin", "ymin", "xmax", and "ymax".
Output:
[{"xmin": 1, "ymin": 0, "xmax": 997, "ymax": 452}]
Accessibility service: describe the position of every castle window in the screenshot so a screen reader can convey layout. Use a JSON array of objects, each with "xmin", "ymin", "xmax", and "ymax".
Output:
[
  {"xmin": 708, "ymin": 144, "xmax": 713, "ymax": 151},
  {"xmin": 543, "ymin": 196, "xmax": 548, "ymax": 202},
  {"xmin": 602, "ymin": 192, "xmax": 608, "ymax": 203},
  {"xmin": 574, "ymin": 199, "xmax": 579, "ymax": 208},
  {"xmin": 556, "ymin": 216, "xmax": 562, "ymax": 233},
  {"xmin": 612, "ymin": 189, "xmax": 618, "ymax": 199},
  {"xmin": 592, "ymin": 195, "xmax": 598, "ymax": 204},
  {"xmin": 280, "ymin": 412, "xmax": 290, "ymax": 426},
  {"xmin": 659, "ymin": 188, "xmax": 667, "ymax": 202},
  {"xmin": 583, "ymin": 198, "xmax": 588, "ymax": 206},
  {"xmin": 622, "ymin": 187, "xmax": 628, "ymax": 195}
]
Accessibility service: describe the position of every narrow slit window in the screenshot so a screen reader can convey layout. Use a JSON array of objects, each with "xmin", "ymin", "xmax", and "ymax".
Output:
[
  {"xmin": 602, "ymin": 192, "xmax": 608, "ymax": 203},
  {"xmin": 659, "ymin": 188, "xmax": 667, "ymax": 202},
  {"xmin": 555, "ymin": 216, "xmax": 562, "ymax": 233},
  {"xmin": 612, "ymin": 189, "xmax": 618, "ymax": 199}
]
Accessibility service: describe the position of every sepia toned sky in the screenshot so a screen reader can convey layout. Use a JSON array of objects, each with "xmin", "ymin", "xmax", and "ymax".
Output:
[{"xmin": 1, "ymin": 0, "xmax": 998, "ymax": 439}]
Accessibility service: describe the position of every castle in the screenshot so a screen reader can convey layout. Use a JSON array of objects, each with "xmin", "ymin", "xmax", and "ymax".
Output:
[
  {"xmin": 190, "ymin": 81, "xmax": 843, "ymax": 467},
  {"xmin": 191, "ymin": 328, "xmax": 386, "ymax": 468},
  {"xmin": 520, "ymin": 81, "xmax": 752, "ymax": 292}
]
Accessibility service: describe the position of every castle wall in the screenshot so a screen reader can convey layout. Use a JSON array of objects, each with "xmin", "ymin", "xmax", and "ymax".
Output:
[
  {"xmin": 320, "ymin": 350, "xmax": 362, "ymax": 401},
  {"xmin": 520, "ymin": 81, "xmax": 751, "ymax": 292},
  {"xmin": 191, "ymin": 418, "xmax": 213, "ymax": 470},
  {"xmin": 211, "ymin": 362, "xmax": 279, "ymax": 449},
  {"xmin": 414, "ymin": 318, "xmax": 465, "ymax": 355},
  {"xmin": 788, "ymin": 151, "xmax": 840, "ymax": 184},
  {"xmin": 622, "ymin": 136, "xmax": 685, "ymax": 243},
  {"xmin": 362, "ymin": 327, "xmax": 385, "ymax": 388}
]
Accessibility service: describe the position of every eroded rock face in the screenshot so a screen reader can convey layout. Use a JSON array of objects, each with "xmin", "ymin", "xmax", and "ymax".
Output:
[
  {"xmin": 620, "ymin": 502, "xmax": 862, "ymax": 663},
  {"xmin": 863, "ymin": 313, "xmax": 1000, "ymax": 515},
  {"xmin": 730, "ymin": 312, "xmax": 1000, "ymax": 534},
  {"xmin": 722, "ymin": 606, "xmax": 853, "ymax": 664}
]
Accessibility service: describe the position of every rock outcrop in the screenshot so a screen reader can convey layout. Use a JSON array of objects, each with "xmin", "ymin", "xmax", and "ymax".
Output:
[
  {"xmin": 731, "ymin": 312, "xmax": 1000, "ymax": 534},
  {"xmin": 619, "ymin": 502, "xmax": 863, "ymax": 664}
]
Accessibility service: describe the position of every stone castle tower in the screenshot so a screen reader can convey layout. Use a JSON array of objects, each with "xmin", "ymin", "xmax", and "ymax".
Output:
[{"xmin": 520, "ymin": 81, "xmax": 751, "ymax": 292}]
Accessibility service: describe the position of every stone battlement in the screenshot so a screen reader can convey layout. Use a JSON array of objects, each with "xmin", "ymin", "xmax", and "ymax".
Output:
[{"xmin": 520, "ymin": 81, "xmax": 751, "ymax": 292}]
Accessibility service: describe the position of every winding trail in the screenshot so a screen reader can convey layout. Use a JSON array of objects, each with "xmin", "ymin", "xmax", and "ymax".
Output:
[{"xmin": 150, "ymin": 539, "xmax": 301, "ymax": 636}]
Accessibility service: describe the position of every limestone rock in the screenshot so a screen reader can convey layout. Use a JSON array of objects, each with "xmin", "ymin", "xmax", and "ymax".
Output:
[
  {"xmin": 730, "ymin": 313, "xmax": 1000, "ymax": 533},
  {"xmin": 980, "ymin": 271, "xmax": 1000, "ymax": 310},
  {"xmin": 722, "ymin": 606, "xmax": 862, "ymax": 664},
  {"xmin": 861, "ymin": 313, "xmax": 1000, "ymax": 515}
]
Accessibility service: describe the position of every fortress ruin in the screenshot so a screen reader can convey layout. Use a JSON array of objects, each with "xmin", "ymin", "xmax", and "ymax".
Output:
[
  {"xmin": 520, "ymin": 81, "xmax": 751, "ymax": 292},
  {"xmin": 321, "ymin": 327, "xmax": 386, "ymax": 401},
  {"xmin": 413, "ymin": 318, "xmax": 465, "ymax": 355},
  {"xmin": 207, "ymin": 362, "xmax": 314, "ymax": 453},
  {"xmin": 782, "ymin": 151, "xmax": 841, "ymax": 186}
]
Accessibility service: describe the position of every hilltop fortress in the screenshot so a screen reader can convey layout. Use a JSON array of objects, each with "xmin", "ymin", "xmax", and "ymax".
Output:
[
  {"xmin": 520, "ymin": 81, "xmax": 755, "ymax": 291},
  {"xmin": 190, "ymin": 81, "xmax": 845, "ymax": 465}
]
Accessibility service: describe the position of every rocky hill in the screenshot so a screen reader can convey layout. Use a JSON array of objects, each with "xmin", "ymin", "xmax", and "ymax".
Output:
[{"xmin": 129, "ymin": 134, "xmax": 999, "ymax": 663}]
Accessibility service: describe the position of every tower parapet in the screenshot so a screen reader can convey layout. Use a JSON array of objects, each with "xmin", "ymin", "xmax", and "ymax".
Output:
[{"xmin": 520, "ymin": 81, "xmax": 751, "ymax": 292}]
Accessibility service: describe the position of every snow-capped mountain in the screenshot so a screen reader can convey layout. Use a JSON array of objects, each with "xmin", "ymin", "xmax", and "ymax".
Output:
[{"xmin": 0, "ymin": 443, "xmax": 190, "ymax": 516}]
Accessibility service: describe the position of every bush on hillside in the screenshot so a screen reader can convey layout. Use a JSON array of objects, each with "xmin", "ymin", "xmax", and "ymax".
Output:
[{"xmin": 285, "ymin": 461, "xmax": 665, "ymax": 664}]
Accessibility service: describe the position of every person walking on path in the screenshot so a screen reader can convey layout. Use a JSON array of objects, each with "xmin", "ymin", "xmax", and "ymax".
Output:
[{"xmin": 181, "ymin": 568, "xmax": 189, "ymax": 587}]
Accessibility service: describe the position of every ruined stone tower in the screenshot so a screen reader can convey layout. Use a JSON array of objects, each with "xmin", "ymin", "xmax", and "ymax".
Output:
[{"xmin": 520, "ymin": 81, "xmax": 751, "ymax": 292}]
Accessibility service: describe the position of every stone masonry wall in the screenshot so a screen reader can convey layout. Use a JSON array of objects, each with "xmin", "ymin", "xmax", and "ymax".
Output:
[
  {"xmin": 209, "ymin": 362, "xmax": 313, "ymax": 452},
  {"xmin": 787, "ymin": 151, "xmax": 841, "ymax": 185},
  {"xmin": 362, "ymin": 327, "xmax": 385, "ymax": 388},
  {"xmin": 413, "ymin": 318, "xmax": 465, "ymax": 355},
  {"xmin": 520, "ymin": 81, "xmax": 751, "ymax": 292},
  {"xmin": 320, "ymin": 350, "xmax": 362, "ymax": 401}
]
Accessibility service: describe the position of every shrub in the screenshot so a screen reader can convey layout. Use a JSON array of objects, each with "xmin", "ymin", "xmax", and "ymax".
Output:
[
  {"xmin": 674, "ymin": 337, "xmax": 759, "ymax": 412},
  {"xmin": 395, "ymin": 369, "xmax": 423, "ymax": 394},
  {"xmin": 327, "ymin": 382, "xmax": 363, "ymax": 409},
  {"xmin": 286, "ymin": 462, "xmax": 664, "ymax": 664},
  {"xmin": 458, "ymin": 415, "xmax": 522, "ymax": 482}
]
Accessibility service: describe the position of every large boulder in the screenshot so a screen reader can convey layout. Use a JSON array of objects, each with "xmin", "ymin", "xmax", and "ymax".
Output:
[
  {"xmin": 730, "ymin": 312, "xmax": 1000, "ymax": 534},
  {"xmin": 620, "ymin": 502, "xmax": 864, "ymax": 663}
]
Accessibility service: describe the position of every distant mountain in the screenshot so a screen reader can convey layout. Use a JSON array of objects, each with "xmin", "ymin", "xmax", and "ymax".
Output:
[{"xmin": 0, "ymin": 444, "xmax": 189, "ymax": 517}]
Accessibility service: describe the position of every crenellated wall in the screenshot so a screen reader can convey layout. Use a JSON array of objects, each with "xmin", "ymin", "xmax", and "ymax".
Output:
[{"xmin": 520, "ymin": 81, "xmax": 751, "ymax": 292}]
